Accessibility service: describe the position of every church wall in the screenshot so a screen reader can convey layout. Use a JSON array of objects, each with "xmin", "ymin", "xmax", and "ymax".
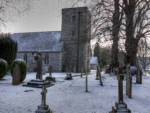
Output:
[{"xmin": 17, "ymin": 52, "xmax": 62, "ymax": 72}]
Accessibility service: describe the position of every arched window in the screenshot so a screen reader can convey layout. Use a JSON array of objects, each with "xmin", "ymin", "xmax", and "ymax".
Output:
[
  {"xmin": 45, "ymin": 53, "xmax": 49, "ymax": 65},
  {"xmin": 23, "ymin": 53, "xmax": 27, "ymax": 63}
]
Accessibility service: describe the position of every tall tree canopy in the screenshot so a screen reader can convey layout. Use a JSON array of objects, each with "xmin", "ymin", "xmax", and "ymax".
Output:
[{"xmin": 76, "ymin": 0, "xmax": 150, "ymax": 66}]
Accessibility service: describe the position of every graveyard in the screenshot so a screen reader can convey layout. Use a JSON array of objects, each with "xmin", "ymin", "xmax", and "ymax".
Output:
[
  {"xmin": 0, "ymin": 70, "xmax": 150, "ymax": 113},
  {"xmin": 0, "ymin": 1, "xmax": 150, "ymax": 113}
]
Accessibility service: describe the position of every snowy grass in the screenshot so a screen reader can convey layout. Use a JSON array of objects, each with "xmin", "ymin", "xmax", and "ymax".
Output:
[{"xmin": 0, "ymin": 71, "xmax": 150, "ymax": 113}]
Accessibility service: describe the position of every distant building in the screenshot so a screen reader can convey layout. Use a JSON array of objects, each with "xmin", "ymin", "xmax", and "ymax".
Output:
[
  {"xmin": 90, "ymin": 57, "xmax": 98, "ymax": 70},
  {"xmin": 12, "ymin": 7, "xmax": 91, "ymax": 72}
]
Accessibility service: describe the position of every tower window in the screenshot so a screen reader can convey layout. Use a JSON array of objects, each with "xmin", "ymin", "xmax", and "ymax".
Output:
[{"xmin": 72, "ymin": 15, "xmax": 76, "ymax": 23}]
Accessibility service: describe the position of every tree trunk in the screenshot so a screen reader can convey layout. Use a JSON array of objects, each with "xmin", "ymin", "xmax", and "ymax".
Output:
[
  {"xmin": 124, "ymin": 0, "xmax": 138, "ymax": 65},
  {"xmin": 111, "ymin": 0, "xmax": 120, "ymax": 68}
]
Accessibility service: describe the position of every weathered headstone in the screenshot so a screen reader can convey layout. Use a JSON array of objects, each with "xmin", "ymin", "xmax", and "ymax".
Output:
[
  {"xmin": 65, "ymin": 65, "xmax": 73, "ymax": 80},
  {"xmin": 136, "ymin": 66, "xmax": 142, "ymax": 84},
  {"xmin": 35, "ymin": 81, "xmax": 52, "ymax": 113},
  {"xmin": 110, "ymin": 67, "xmax": 131, "ymax": 113},
  {"xmin": 46, "ymin": 65, "xmax": 56, "ymax": 82},
  {"xmin": 126, "ymin": 65, "xmax": 132, "ymax": 98},
  {"xmin": 12, "ymin": 64, "xmax": 20, "ymax": 85}
]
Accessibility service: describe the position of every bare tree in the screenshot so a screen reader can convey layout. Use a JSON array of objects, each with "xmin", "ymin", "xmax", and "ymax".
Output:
[
  {"xmin": 0, "ymin": 0, "xmax": 31, "ymax": 32},
  {"xmin": 123, "ymin": 0, "xmax": 150, "ymax": 65},
  {"xmin": 75, "ymin": 0, "xmax": 150, "ymax": 68},
  {"xmin": 138, "ymin": 38, "xmax": 150, "ymax": 73}
]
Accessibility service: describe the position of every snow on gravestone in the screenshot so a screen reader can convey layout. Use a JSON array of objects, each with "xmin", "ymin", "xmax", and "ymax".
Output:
[{"xmin": 12, "ymin": 64, "xmax": 20, "ymax": 85}]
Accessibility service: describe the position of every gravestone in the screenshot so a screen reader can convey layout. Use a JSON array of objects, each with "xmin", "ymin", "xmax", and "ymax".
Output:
[
  {"xmin": 35, "ymin": 81, "xmax": 52, "ymax": 113},
  {"xmin": 65, "ymin": 65, "xmax": 73, "ymax": 80},
  {"xmin": 23, "ymin": 54, "xmax": 51, "ymax": 88},
  {"xmin": 126, "ymin": 65, "xmax": 132, "ymax": 98},
  {"xmin": 12, "ymin": 64, "xmax": 20, "ymax": 85},
  {"xmin": 110, "ymin": 67, "xmax": 131, "ymax": 113},
  {"xmin": 136, "ymin": 66, "xmax": 142, "ymax": 84},
  {"xmin": 46, "ymin": 65, "xmax": 56, "ymax": 82},
  {"xmin": 48, "ymin": 65, "xmax": 53, "ymax": 76}
]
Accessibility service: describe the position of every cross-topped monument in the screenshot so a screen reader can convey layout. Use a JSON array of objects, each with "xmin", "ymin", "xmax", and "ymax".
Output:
[
  {"xmin": 110, "ymin": 67, "xmax": 131, "ymax": 113},
  {"xmin": 23, "ymin": 53, "xmax": 51, "ymax": 88},
  {"xmin": 35, "ymin": 81, "xmax": 52, "ymax": 113}
]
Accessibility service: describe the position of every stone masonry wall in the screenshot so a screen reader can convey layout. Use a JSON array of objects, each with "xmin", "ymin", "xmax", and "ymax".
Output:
[
  {"xmin": 61, "ymin": 7, "xmax": 91, "ymax": 72},
  {"xmin": 17, "ymin": 52, "xmax": 62, "ymax": 72}
]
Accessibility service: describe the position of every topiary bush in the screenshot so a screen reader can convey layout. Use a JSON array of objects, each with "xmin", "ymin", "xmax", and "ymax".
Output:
[
  {"xmin": 0, "ymin": 33, "xmax": 18, "ymax": 70},
  {"xmin": 11, "ymin": 59, "xmax": 27, "ymax": 82},
  {"xmin": 0, "ymin": 59, "xmax": 8, "ymax": 79}
]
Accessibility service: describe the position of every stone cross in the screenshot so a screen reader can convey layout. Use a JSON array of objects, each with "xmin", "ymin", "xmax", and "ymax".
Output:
[
  {"xmin": 126, "ymin": 64, "xmax": 132, "ymax": 98},
  {"xmin": 12, "ymin": 64, "xmax": 20, "ymax": 85},
  {"xmin": 118, "ymin": 74, "xmax": 124, "ymax": 103},
  {"xmin": 109, "ymin": 66, "xmax": 131, "ymax": 113},
  {"xmin": 35, "ymin": 81, "xmax": 52, "ymax": 113},
  {"xmin": 118, "ymin": 67, "xmax": 124, "ymax": 103},
  {"xmin": 36, "ymin": 55, "xmax": 43, "ymax": 80}
]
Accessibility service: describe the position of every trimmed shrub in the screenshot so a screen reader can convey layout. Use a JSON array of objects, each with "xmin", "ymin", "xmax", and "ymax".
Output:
[
  {"xmin": 11, "ymin": 59, "xmax": 27, "ymax": 82},
  {"xmin": 0, "ymin": 59, "xmax": 8, "ymax": 79},
  {"xmin": 0, "ymin": 33, "xmax": 18, "ymax": 69}
]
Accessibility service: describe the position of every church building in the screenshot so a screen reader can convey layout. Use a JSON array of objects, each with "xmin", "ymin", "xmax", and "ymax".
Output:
[{"xmin": 12, "ymin": 7, "xmax": 91, "ymax": 72}]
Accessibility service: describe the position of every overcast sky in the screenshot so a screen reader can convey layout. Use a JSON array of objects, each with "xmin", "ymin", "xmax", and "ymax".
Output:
[{"xmin": 1, "ymin": 0, "xmax": 87, "ymax": 33}]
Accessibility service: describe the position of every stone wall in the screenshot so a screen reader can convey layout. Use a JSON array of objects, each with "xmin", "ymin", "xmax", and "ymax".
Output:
[
  {"xmin": 61, "ymin": 7, "xmax": 91, "ymax": 72},
  {"xmin": 17, "ymin": 52, "xmax": 62, "ymax": 72}
]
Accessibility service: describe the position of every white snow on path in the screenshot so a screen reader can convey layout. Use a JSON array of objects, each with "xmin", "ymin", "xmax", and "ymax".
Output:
[{"xmin": 0, "ymin": 71, "xmax": 150, "ymax": 113}]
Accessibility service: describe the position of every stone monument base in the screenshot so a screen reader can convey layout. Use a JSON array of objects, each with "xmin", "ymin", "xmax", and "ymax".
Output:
[
  {"xmin": 35, "ymin": 105, "xmax": 52, "ymax": 113},
  {"xmin": 23, "ymin": 79, "xmax": 53, "ymax": 88},
  {"xmin": 109, "ymin": 102, "xmax": 131, "ymax": 113}
]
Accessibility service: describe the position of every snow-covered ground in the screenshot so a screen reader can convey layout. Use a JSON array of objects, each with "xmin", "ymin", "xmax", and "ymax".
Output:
[{"xmin": 0, "ymin": 71, "xmax": 150, "ymax": 113}]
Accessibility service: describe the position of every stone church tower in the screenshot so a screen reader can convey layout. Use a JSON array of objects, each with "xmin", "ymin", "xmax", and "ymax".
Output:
[{"xmin": 61, "ymin": 7, "xmax": 91, "ymax": 72}]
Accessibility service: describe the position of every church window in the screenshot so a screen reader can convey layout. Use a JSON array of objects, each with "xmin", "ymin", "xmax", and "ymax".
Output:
[
  {"xmin": 45, "ymin": 53, "xmax": 49, "ymax": 65},
  {"xmin": 72, "ymin": 15, "xmax": 76, "ymax": 23},
  {"xmin": 23, "ymin": 53, "xmax": 27, "ymax": 63}
]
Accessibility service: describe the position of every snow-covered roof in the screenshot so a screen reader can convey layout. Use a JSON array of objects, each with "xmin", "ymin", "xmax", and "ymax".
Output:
[
  {"xmin": 90, "ymin": 57, "xmax": 98, "ymax": 65},
  {"xmin": 11, "ymin": 31, "xmax": 63, "ymax": 52}
]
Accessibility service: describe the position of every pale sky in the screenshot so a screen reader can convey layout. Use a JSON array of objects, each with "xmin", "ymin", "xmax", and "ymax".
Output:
[{"xmin": 1, "ymin": 0, "xmax": 87, "ymax": 33}]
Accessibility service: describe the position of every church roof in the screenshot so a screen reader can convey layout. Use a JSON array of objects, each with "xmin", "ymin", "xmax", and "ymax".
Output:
[{"xmin": 11, "ymin": 31, "xmax": 63, "ymax": 52}]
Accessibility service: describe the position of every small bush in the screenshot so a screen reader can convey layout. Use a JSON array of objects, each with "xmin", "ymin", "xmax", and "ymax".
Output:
[
  {"xmin": 0, "ymin": 59, "xmax": 8, "ymax": 79},
  {"xmin": 11, "ymin": 59, "xmax": 27, "ymax": 82}
]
